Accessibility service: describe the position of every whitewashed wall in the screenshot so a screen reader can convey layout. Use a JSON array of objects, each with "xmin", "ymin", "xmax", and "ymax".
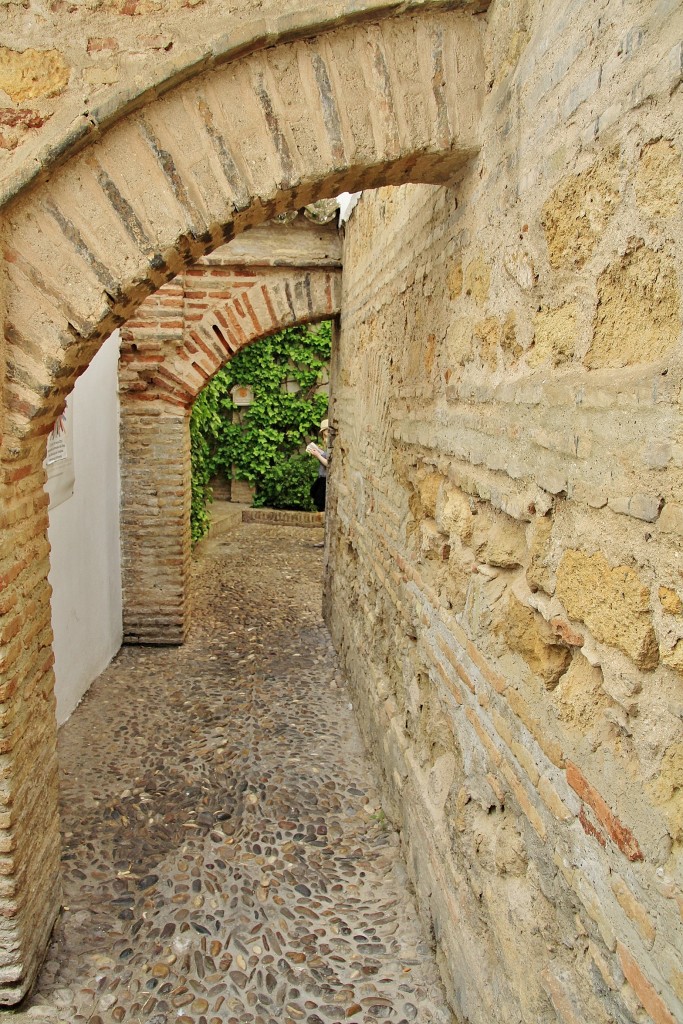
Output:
[{"xmin": 47, "ymin": 331, "xmax": 123, "ymax": 725}]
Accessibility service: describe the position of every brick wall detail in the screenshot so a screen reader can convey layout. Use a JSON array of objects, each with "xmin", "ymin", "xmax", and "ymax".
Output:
[
  {"xmin": 120, "ymin": 404, "xmax": 191, "ymax": 645},
  {"xmin": 0, "ymin": 447, "xmax": 61, "ymax": 1004},
  {"xmin": 119, "ymin": 268, "xmax": 341, "ymax": 405}
]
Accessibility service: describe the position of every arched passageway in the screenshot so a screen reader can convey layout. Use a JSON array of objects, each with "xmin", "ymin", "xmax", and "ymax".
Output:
[
  {"xmin": 119, "ymin": 232, "xmax": 341, "ymax": 644},
  {"xmin": 0, "ymin": 7, "xmax": 484, "ymax": 1002},
  {"xmin": 2, "ymin": 1, "xmax": 682, "ymax": 1021}
]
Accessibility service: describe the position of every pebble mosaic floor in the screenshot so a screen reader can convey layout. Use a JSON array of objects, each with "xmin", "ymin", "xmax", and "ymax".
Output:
[{"xmin": 9, "ymin": 520, "xmax": 453, "ymax": 1024}]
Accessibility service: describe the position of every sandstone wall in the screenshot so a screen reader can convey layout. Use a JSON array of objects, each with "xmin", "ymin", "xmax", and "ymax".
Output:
[{"xmin": 325, "ymin": 3, "xmax": 683, "ymax": 1023}]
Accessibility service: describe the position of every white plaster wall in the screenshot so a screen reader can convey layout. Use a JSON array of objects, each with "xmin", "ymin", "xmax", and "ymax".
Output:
[{"xmin": 47, "ymin": 331, "xmax": 123, "ymax": 725}]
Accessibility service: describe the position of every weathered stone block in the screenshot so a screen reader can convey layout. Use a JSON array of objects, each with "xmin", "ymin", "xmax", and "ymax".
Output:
[
  {"xmin": 435, "ymin": 484, "xmax": 473, "ymax": 542},
  {"xmin": 473, "ymin": 312, "xmax": 520, "ymax": 369},
  {"xmin": 607, "ymin": 494, "xmax": 663, "ymax": 522},
  {"xmin": 541, "ymin": 150, "xmax": 620, "ymax": 269},
  {"xmin": 553, "ymin": 652, "xmax": 609, "ymax": 734},
  {"xmin": 526, "ymin": 516, "xmax": 554, "ymax": 594},
  {"xmin": 447, "ymin": 258, "xmax": 463, "ymax": 299},
  {"xmin": 586, "ymin": 242, "xmax": 680, "ymax": 369},
  {"xmin": 0, "ymin": 47, "xmax": 70, "ymax": 103},
  {"xmin": 444, "ymin": 316, "xmax": 474, "ymax": 369},
  {"xmin": 418, "ymin": 472, "xmax": 445, "ymax": 519},
  {"xmin": 659, "ymin": 502, "xmax": 683, "ymax": 538},
  {"xmin": 659, "ymin": 587, "xmax": 683, "ymax": 616},
  {"xmin": 463, "ymin": 252, "xmax": 490, "ymax": 304},
  {"xmin": 528, "ymin": 303, "xmax": 577, "ymax": 366},
  {"xmin": 475, "ymin": 518, "xmax": 527, "ymax": 569},
  {"xmin": 495, "ymin": 595, "xmax": 572, "ymax": 688},
  {"xmin": 556, "ymin": 550, "xmax": 658, "ymax": 670},
  {"xmin": 661, "ymin": 639, "xmax": 683, "ymax": 675},
  {"xmin": 635, "ymin": 138, "xmax": 683, "ymax": 220}
]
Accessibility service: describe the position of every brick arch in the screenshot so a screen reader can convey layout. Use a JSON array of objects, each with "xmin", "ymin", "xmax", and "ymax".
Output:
[
  {"xmin": 0, "ymin": 6, "xmax": 484, "ymax": 1003},
  {"xmin": 121, "ymin": 268, "xmax": 340, "ymax": 406},
  {"xmin": 2, "ymin": 8, "xmax": 483, "ymax": 449},
  {"xmin": 120, "ymin": 266, "xmax": 341, "ymax": 645},
  {"xmin": 0, "ymin": 0, "xmax": 490, "ymax": 211}
]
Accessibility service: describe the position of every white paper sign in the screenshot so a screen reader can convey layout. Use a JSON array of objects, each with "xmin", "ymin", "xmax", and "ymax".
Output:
[{"xmin": 44, "ymin": 399, "xmax": 75, "ymax": 509}]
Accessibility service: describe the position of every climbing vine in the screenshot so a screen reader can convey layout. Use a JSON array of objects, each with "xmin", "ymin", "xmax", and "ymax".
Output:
[{"xmin": 190, "ymin": 322, "xmax": 332, "ymax": 542}]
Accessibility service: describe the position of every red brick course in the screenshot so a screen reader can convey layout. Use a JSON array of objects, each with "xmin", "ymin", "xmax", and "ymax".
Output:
[
  {"xmin": 617, "ymin": 943, "xmax": 676, "ymax": 1024},
  {"xmin": 567, "ymin": 762, "xmax": 643, "ymax": 861}
]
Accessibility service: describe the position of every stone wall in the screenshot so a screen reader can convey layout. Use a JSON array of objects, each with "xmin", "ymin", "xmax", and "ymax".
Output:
[{"xmin": 325, "ymin": 3, "xmax": 683, "ymax": 1023}]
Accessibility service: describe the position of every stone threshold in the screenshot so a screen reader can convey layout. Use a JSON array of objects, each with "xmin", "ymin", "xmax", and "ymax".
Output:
[{"xmin": 242, "ymin": 508, "xmax": 325, "ymax": 527}]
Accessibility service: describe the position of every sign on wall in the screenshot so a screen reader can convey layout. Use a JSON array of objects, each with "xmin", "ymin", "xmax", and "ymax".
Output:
[
  {"xmin": 231, "ymin": 384, "xmax": 254, "ymax": 407},
  {"xmin": 44, "ymin": 399, "xmax": 75, "ymax": 509}
]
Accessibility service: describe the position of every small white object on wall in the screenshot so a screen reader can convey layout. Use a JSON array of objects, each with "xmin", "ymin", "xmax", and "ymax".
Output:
[
  {"xmin": 231, "ymin": 384, "xmax": 254, "ymax": 406},
  {"xmin": 44, "ymin": 398, "xmax": 75, "ymax": 509}
]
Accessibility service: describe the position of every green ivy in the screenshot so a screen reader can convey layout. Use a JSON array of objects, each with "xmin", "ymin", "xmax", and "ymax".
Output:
[{"xmin": 190, "ymin": 322, "xmax": 332, "ymax": 542}]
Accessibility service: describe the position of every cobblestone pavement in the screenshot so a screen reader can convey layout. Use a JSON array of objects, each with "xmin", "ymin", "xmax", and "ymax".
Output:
[{"xmin": 9, "ymin": 520, "xmax": 453, "ymax": 1024}]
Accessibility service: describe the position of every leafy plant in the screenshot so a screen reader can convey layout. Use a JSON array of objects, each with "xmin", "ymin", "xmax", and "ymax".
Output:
[
  {"xmin": 189, "ymin": 321, "xmax": 331, "ymax": 542},
  {"xmin": 253, "ymin": 453, "xmax": 318, "ymax": 512}
]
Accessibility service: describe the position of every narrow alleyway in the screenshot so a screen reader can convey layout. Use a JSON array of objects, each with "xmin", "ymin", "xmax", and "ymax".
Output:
[{"xmin": 12, "ymin": 515, "xmax": 452, "ymax": 1024}]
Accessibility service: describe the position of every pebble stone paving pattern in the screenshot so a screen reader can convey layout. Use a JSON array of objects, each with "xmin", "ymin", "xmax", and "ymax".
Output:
[{"xmin": 10, "ymin": 518, "xmax": 454, "ymax": 1024}]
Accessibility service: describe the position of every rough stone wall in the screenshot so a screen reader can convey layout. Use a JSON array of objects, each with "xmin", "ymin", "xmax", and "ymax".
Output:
[{"xmin": 325, "ymin": 3, "xmax": 683, "ymax": 1023}]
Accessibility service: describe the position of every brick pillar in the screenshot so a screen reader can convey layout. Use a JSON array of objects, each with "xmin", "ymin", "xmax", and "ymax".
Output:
[
  {"xmin": 0, "ymin": 444, "xmax": 61, "ymax": 1004},
  {"xmin": 120, "ymin": 400, "xmax": 191, "ymax": 645}
]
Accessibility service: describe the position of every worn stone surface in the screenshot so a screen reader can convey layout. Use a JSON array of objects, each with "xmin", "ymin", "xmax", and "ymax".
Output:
[
  {"xmin": 0, "ymin": 47, "xmax": 70, "ymax": 103},
  {"xmin": 556, "ymin": 551, "xmax": 659, "ymax": 671},
  {"xmin": 494, "ymin": 596, "xmax": 571, "ymax": 688},
  {"xmin": 552, "ymin": 653, "xmax": 610, "ymax": 735},
  {"xmin": 659, "ymin": 587, "xmax": 683, "ymax": 617},
  {"xmin": 648, "ymin": 742, "xmax": 683, "ymax": 847},
  {"xmin": 541, "ymin": 150, "xmax": 621, "ymax": 270},
  {"xmin": 9, "ymin": 518, "xmax": 451, "ymax": 1024},
  {"xmin": 475, "ymin": 515, "xmax": 526, "ymax": 570},
  {"xmin": 526, "ymin": 516, "xmax": 555, "ymax": 596},
  {"xmin": 472, "ymin": 314, "xmax": 520, "ymax": 369},
  {"xmin": 462, "ymin": 253, "xmax": 490, "ymax": 305},
  {"xmin": 529, "ymin": 304, "xmax": 578, "ymax": 367},
  {"xmin": 634, "ymin": 139, "xmax": 683, "ymax": 220},
  {"xmin": 586, "ymin": 242, "xmax": 680, "ymax": 369}
]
